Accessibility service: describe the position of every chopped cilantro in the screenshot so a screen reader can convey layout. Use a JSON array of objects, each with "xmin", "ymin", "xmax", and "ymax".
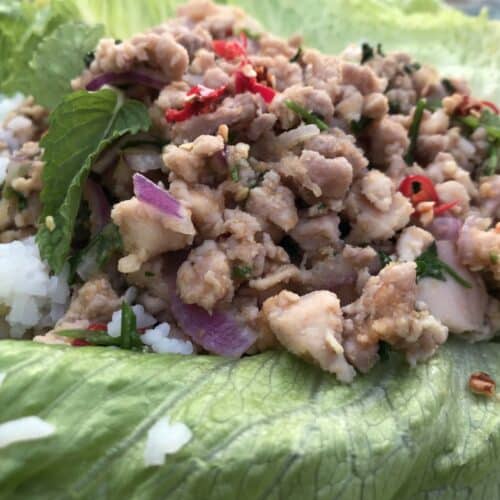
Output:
[
  {"xmin": 377, "ymin": 250, "xmax": 393, "ymax": 267},
  {"xmin": 290, "ymin": 46, "xmax": 303, "ymax": 63},
  {"xmin": 230, "ymin": 164, "xmax": 240, "ymax": 182},
  {"xmin": 232, "ymin": 264, "xmax": 252, "ymax": 280},
  {"xmin": 376, "ymin": 43, "xmax": 385, "ymax": 57},
  {"xmin": 403, "ymin": 62, "xmax": 421, "ymax": 74},
  {"xmin": 351, "ymin": 116, "xmax": 373, "ymax": 134},
  {"xmin": 361, "ymin": 43, "xmax": 374, "ymax": 64},
  {"xmin": 285, "ymin": 100, "xmax": 328, "ymax": 131},
  {"xmin": 415, "ymin": 242, "xmax": 471, "ymax": 288},
  {"xmin": 404, "ymin": 99, "xmax": 426, "ymax": 165}
]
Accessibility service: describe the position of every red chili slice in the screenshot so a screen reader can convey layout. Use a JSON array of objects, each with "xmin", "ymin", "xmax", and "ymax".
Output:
[
  {"xmin": 234, "ymin": 70, "xmax": 276, "ymax": 103},
  {"xmin": 72, "ymin": 339, "xmax": 91, "ymax": 347},
  {"xmin": 165, "ymin": 84, "xmax": 228, "ymax": 123},
  {"xmin": 88, "ymin": 323, "xmax": 108, "ymax": 332},
  {"xmin": 399, "ymin": 175, "xmax": 439, "ymax": 205},
  {"xmin": 212, "ymin": 39, "xmax": 247, "ymax": 60},
  {"xmin": 480, "ymin": 100, "xmax": 499, "ymax": 114},
  {"xmin": 433, "ymin": 200, "xmax": 459, "ymax": 215}
]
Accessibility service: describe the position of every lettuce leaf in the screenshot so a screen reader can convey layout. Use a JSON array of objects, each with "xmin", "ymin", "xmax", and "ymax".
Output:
[
  {"xmin": 37, "ymin": 89, "xmax": 151, "ymax": 273},
  {"xmin": 1, "ymin": 339, "xmax": 500, "ymax": 499}
]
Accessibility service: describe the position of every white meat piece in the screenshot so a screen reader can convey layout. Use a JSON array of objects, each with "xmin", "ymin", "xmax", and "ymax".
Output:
[
  {"xmin": 176, "ymin": 240, "xmax": 234, "ymax": 312},
  {"xmin": 112, "ymin": 197, "xmax": 196, "ymax": 273},
  {"xmin": 362, "ymin": 92, "xmax": 389, "ymax": 120},
  {"xmin": 367, "ymin": 116, "xmax": 410, "ymax": 168},
  {"xmin": 417, "ymin": 240, "xmax": 489, "ymax": 333},
  {"xmin": 478, "ymin": 175, "xmax": 500, "ymax": 220},
  {"xmin": 289, "ymin": 213, "xmax": 341, "ymax": 254},
  {"xmin": 360, "ymin": 170, "xmax": 394, "ymax": 212},
  {"xmin": 340, "ymin": 62, "xmax": 386, "ymax": 95},
  {"xmin": 457, "ymin": 216, "xmax": 500, "ymax": 281},
  {"xmin": 396, "ymin": 226, "xmax": 434, "ymax": 262},
  {"xmin": 435, "ymin": 181, "xmax": 470, "ymax": 216},
  {"xmin": 262, "ymin": 290, "xmax": 356, "ymax": 382}
]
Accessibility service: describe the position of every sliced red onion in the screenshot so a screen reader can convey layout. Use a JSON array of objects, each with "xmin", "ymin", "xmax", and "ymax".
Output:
[
  {"xmin": 133, "ymin": 173, "xmax": 182, "ymax": 218},
  {"xmin": 86, "ymin": 71, "xmax": 167, "ymax": 91},
  {"xmin": 84, "ymin": 178, "xmax": 111, "ymax": 232},
  {"xmin": 428, "ymin": 216, "xmax": 462, "ymax": 241},
  {"xmin": 169, "ymin": 293, "xmax": 257, "ymax": 357},
  {"xmin": 122, "ymin": 147, "xmax": 164, "ymax": 173}
]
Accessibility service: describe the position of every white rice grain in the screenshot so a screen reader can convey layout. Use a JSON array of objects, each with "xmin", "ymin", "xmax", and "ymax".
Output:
[
  {"xmin": 141, "ymin": 323, "xmax": 193, "ymax": 355},
  {"xmin": 0, "ymin": 416, "xmax": 55, "ymax": 449},
  {"xmin": 107, "ymin": 304, "xmax": 156, "ymax": 337},
  {"xmin": 144, "ymin": 416, "xmax": 192, "ymax": 467}
]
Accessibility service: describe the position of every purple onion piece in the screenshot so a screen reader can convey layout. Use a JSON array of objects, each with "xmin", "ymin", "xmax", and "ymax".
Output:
[
  {"xmin": 133, "ymin": 173, "xmax": 182, "ymax": 218},
  {"xmin": 84, "ymin": 178, "xmax": 111, "ymax": 232},
  {"xmin": 428, "ymin": 216, "xmax": 462, "ymax": 241},
  {"xmin": 86, "ymin": 71, "xmax": 167, "ymax": 91},
  {"xmin": 170, "ymin": 293, "xmax": 257, "ymax": 358},
  {"xmin": 122, "ymin": 147, "xmax": 164, "ymax": 173}
]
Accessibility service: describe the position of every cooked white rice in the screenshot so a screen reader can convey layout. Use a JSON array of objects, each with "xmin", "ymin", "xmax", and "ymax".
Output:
[
  {"xmin": 0, "ymin": 416, "xmax": 55, "ymax": 449},
  {"xmin": 142, "ymin": 323, "xmax": 193, "ymax": 354},
  {"xmin": 107, "ymin": 304, "xmax": 156, "ymax": 337},
  {"xmin": 143, "ymin": 416, "xmax": 192, "ymax": 467},
  {"xmin": 0, "ymin": 237, "xmax": 70, "ymax": 337}
]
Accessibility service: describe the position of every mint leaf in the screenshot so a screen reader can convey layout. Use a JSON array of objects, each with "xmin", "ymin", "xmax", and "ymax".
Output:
[
  {"xmin": 1, "ymin": 339, "xmax": 500, "ymax": 497},
  {"xmin": 36, "ymin": 89, "xmax": 151, "ymax": 273},
  {"xmin": 29, "ymin": 22, "xmax": 104, "ymax": 109}
]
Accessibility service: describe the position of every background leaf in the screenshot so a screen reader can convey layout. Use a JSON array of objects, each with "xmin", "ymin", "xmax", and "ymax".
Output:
[{"xmin": 0, "ymin": 339, "xmax": 499, "ymax": 499}]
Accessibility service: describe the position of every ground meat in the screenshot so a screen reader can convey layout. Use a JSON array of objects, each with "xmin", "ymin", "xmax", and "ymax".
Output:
[
  {"xmin": 396, "ymin": 226, "xmax": 434, "ymax": 262},
  {"xmin": 362, "ymin": 92, "xmax": 389, "ymax": 120},
  {"xmin": 341, "ymin": 62, "xmax": 386, "ymax": 95},
  {"xmin": 457, "ymin": 216, "xmax": 500, "ymax": 281},
  {"xmin": 290, "ymin": 213, "xmax": 341, "ymax": 255},
  {"xmin": 478, "ymin": 175, "xmax": 500, "ymax": 220},
  {"xmin": 367, "ymin": 116, "xmax": 410, "ymax": 168},
  {"xmin": 262, "ymin": 290, "xmax": 356, "ymax": 382},
  {"xmin": 177, "ymin": 240, "xmax": 234, "ymax": 311},
  {"xmin": 163, "ymin": 134, "xmax": 225, "ymax": 184},
  {"xmin": 343, "ymin": 263, "xmax": 448, "ymax": 370},
  {"xmin": 246, "ymin": 171, "xmax": 298, "ymax": 232},
  {"xmin": 335, "ymin": 86, "xmax": 364, "ymax": 122},
  {"xmin": 435, "ymin": 180, "xmax": 470, "ymax": 217},
  {"xmin": 360, "ymin": 170, "xmax": 393, "ymax": 212},
  {"xmin": 111, "ymin": 197, "xmax": 196, "ymax": 273}
]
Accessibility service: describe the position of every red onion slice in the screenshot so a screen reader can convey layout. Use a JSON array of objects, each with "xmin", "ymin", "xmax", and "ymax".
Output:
[
  {"xmin": 122, "ymin": 147, "xmax": 164, "ymax": 173},
  {"xmin": 170, "ymin": 293, "xmax": 257, "ymax": 357},
  {"xmin": 133, "ymin": 173, "xmax": 182, "ymax": 218},
  {"xmin": 86, "ymin": 71, "xmax": 167, "ymax": 91},
  {"xmin": 428, "ymin": 216, "xmax": 462, "ymax": 241},
  {"xmin": 84, "ymin": 178, "xmax": 111, "ymax": 233}
]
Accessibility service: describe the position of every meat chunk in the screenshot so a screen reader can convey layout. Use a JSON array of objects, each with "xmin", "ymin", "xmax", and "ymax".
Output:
[
  {"xmin": 457, "ymin": 216, "xmax": 500, "ymax": 281},
  {"xmin": 478, "ymin": 175, "xmax": 500, "ymax": 220},
  {"xmin": 396, "ymin": 226, "xmax": 434, "ymax": 262},
  {"xmin": 163, "ymin": 134, "xmax": 225, "ymax": 184},
  {"xmin": 111, "ymin": 197, "xmax": 196, "ymax": 273},
  {"xmin": 345, "ymin": 178, "xmax": 413, "ymax": 244},
  {"xmin": 417, "ymin": 240, "xmax": 489, "ymax": 333},
  {"xmin": 262, "ymin": 290, "xmax": 356, "ymax": 382},
  {"xmin": 367, "ymin": 116, "xmax": 410, "ymax": 168},
  {"xmin": 362, "ymin": 92, "xmax": 389, "ymax": 120},
  {"xmin": 290, "ymin": 213, "xmax": 341, "ymax": 255},
  {"xmin": 360, "ymin": 170, "xmax": 393, "ymax": 212},
  {"xmin": 177, "ymin": 240, "xmax": 234, "ymax": 311},
  {"xmin": 435, "ymin": 181, "xmax": 470, "ymax": 216},
  {"xmin": 246, "ymin": 171, "xmax": 298, "ymax": 232},
  {"xmin": 343, "ymin": 262, "xmax": 448, "ymax": 370},
  {"xmin": 300, "ymin": 150, "xmax": 353, "ymax": 200},
  {"xmin": 60, "ymin": 277, "xmax": 120, "ymax": 324},
  {"xmin": 341, "ymin": 62, "xmax": 386, "ymax": 95},
  {"xmin": 169, "ymin": 179, "xmax": 224, "ymax": 238}
]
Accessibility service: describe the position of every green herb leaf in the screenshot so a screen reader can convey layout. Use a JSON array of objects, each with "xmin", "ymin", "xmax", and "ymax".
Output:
[
  {"xmin": 2, "ymin": 185, "xmax": 28, "ymax": 211},
  {"xmin": 484, "ymin": 145, "xmax": 499, "ymax": 176},
  {"xmin": 404, "ymin": 98, "xmax": 426, "ymax": 165},
  {"xmin": 415, "ymin": 242, "xmax": 472, "ymax": 288},
  {"xmin": 230, "ymin": 165, "xmax": 240, "ymax": 182},
  {"xmin": 57, "ymin": 329, "xmax": 121, "ymax": 346},
  {"xmin": 403, "ymin": 62, "xmax": 421, "ymax": 74},
  {"xmin": 232, "ymin": 264, "xmax": 252, "ymax": 280},
  {"xmin": 490, "ymin": 252, "xmax": 499, "ymax": 265},
  {"xmin": 285, "ymin": 100, "xmax": 328, "ymax": 131},
  {"xmin": 29, "ymin": 22, "xmax": 104, "ymax": 109},
  {"xmin": 290, "ymin": 46, "xmax": 302, "ymax": 63},
  {"xmin": 120, "ymin": 302, "xmax": 142, "ymax": 350},
  {"xmin": 36, "ymin": 89, "xmax": 151, "ymax": 273},
  {"xmin": 377, "ymin": 250, "xmax": 392, "ymax": 267}
]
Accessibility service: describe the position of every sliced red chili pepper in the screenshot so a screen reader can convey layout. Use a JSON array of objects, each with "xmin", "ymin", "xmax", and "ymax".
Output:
[
  {"xmin": 433, "ymin": 200, "xmax": 459, "ymax": 215},
  {"xmin": 165, "ymin": 84, "xmax": 228, "ymax": 123},
  {"xmin": 88, "ymin": 323, "xmax": 108, "ymax": 332},
  {"xmin": 212, "ymin": 39, "xmax": 247, "ymax": 60},
  {"xmin": 480, "ymin": 100, "xmax": 499, "ymax": 114},
  {"xmin": 234, "ymin": 70, "xmax": 276, "ymax": 103},
  {"xmin": 399, "ymin": 175, "xmax": 439, "ymax": 205},
  {"xmin": 72, "ymin": 339, "xmax": 91, "ymax": 347}
]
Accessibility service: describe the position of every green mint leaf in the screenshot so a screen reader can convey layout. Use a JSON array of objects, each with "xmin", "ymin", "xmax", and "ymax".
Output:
[
  {"xmin": 29, "ymin": 22, "xmax": 104, "ymax": 109},
  {"xmin": 230, "ymin": 165, "xmax": 240, "ymax": 182},
  {"xmin": 285, "ymin": 99, "xmax": 328, "ymax": 131},
  {"xmin": 36, "ymin": 89, "xmax": 151, "ymax": 273},
  {"xmin": 404, "ymin": 98, "xmax": 426, "ymax": 165},
  {"xmin": 377, "ymin": 250, "xmax": 392, "ymax": 267},
  {"xmin": 232, "ymin": 264, "xmax": 252, "ymax": 280}
]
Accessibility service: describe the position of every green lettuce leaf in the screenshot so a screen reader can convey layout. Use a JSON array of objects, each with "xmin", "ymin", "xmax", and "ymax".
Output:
[
  {"xmin": 0, "ymin": 339, "xmax": 499, "ymax": 499},
  {"xmin": 36, "ymin": 89, "xmax": 151, "ymax": 273}
]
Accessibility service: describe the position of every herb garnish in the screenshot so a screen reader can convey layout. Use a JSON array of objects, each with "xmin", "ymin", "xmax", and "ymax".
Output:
[
  {"xmin": 403, "ymin": 62, "xmax": 421, "ymax": 74},
  {"xmin": 230, "ymin": 164, "xmax": 240, "ymax": 182},
  {"xmin": 232, "ymin": 264, "xmax": 252, "ymax": 280},
  {"xmin": 442, "ymin": 78, "xmax": 456, "ymax": 94},
  {"xmin": 361, "ymin": 43, "xmax": 384, "ymax": 64},
  {"xmin": 285, "ymin": 100, "xmax": 328, "ymax": 131},
  {"xmin": 377, "ymin": 250, "xmax": 393, "ymax": 267},
  {"xmin": 351, "ymin": 116, "xmax": 373, "ymax": 134},
  {"xmin": 83, "ymin": 51, "xmax": 95, "ymax": 68},
  {"xmin": 3, "ymin": 185, "xmax": 28, "ymax": 211},
  {"xmin": 404, "ymin": 98, "xmax": 426, "ymax": 165},
  {"xmin": 290, "ymin": 47, "xmax": 303, "ymax": 63},
  {"xmin": 145, "ymin": 271, "xmax": 155, "ymax": 277},
  {"xmin": 490, "ymin": 253, "xmax": 499, "ymax": 265},
  {"xmin": 415, "ymin": 243, "xmax": 471, "ymax": 288}
]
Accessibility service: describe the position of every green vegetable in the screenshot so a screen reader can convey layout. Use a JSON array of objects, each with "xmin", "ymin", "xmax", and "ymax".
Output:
[
  {"xmin": 404, "ymin": 98, "xmax": 426, "ymax": 165},
  {"xmin": 285, "ymin": 100, "xmax": 328, "ymax": 131},
  {"xmin": 144, "ymin": 271, "xmax": 155, "ymax": 277},
  {"xmin": 377, "ymin": 250, "xmax": 393, "ymax": 267},
  {"xmin": 403, "ymin": 62, "xmax": 421, "ymax": 74},
  {"xmin": 36, "ymin": 89, "xmax": 151, "ymax": 273},
  {"xmin": 230, "ymin": 165, "xmax": 240, "ymax": 182},
  {"xmin": 2, "ymin": 186, "xmax": 28, "ymax": 211},
  {"xmin": 485, "ymin": 145, "xmax": 499, "ymax": 176},
  {"xmin": 289, "ymin": 46, "xmax": 302, "ymax": 63},
  {"xmin": 441, "ymin": 78, "xmax": 456, "ymax": 94},
  {"xmin": 1, "ymin": 338, "xmax": 500, "ymax": 498},
  {"xmin": 350, "ymin": 116, "xmax": 373, "ymax": 134},
  {"xmin": 235, "ymin": 27, "xmax": 260, "ymax": 40},
  {"xmin": 361, "ymin": 42, "xmax": 374, "ymax": 64},
  {"xmin": 490, "ymin": 252, "xmax": 499, "ymax": 264},
  {"xmin": 28, "ymin": 22, "xmax": 104, "ymax": 109},
  {"xmin": 232, "ymin": 264, "xmax": 252, "ymax": 280},
  {"xmin": 57, "ymin": 329, "xmax": 121, "ymax": 346},
  {"xmin": 415, "ymin": 242, "xmax": 472, "ymax": 288}
]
